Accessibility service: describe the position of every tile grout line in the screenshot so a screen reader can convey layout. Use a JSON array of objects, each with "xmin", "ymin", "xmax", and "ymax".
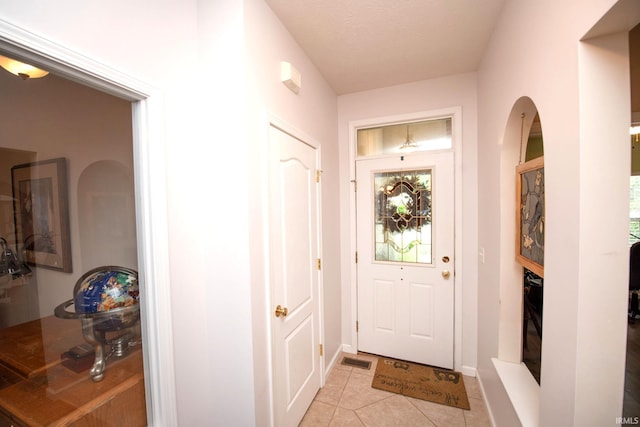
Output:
[
  {"xmin": 310, "ymin": 353, "xmax": 490, "ymax": 426},
  {"xmin": 328, "ymin": 365, "xmax": 353, "ymax": 424},
  {"xmin": 404, "ymin": 394, "xmax": 442, "ymax": 427}
]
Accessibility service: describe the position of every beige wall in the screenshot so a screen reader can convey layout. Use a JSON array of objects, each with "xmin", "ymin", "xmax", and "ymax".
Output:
[{"xmin": 244, "ymin": 1, "xmax": 340, "ymax": 424}]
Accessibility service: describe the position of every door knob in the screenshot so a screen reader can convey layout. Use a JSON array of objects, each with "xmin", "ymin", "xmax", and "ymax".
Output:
[
  {"xmin": 275, "ymin": 305, "xmax": 288, "ymax": 318},
  {"xmin": 442, "ymin": 270, "xmax": 451, "ymax": 279}
]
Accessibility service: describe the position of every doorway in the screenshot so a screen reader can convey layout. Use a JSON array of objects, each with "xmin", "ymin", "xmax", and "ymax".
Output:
[
  {"xmin": 268, "ymin": 124, "xmax": 323, "ymax": 427},
  {"xmin": 353, "ymin": 114, "xmax": 458, "ymax": 369},
  {"xmin": 0, "ymin": 22, "xmax": 175, "ymax": 425},
  {"xmin": 625, "ymin": 21, "xmax": 640, "ymax": 418},
  {"xmin": 356, "ymin": 151, "xmax": 455, "ymax": 368}
]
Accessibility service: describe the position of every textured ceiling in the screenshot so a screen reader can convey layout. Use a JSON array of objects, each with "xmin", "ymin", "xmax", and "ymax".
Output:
[{"xmin": 265, "ymin": 0, "xmax": 507, "ymax": 94}]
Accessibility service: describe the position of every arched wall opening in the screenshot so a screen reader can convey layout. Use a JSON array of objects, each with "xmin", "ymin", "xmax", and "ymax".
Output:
[
  {"xmin": 77, "ymin": 160, "xmax": 137, "ymax": 272},
  {"xmin": 498, "ymin": 96, "xmax": 543, "ymax": 366},
  {"xmin": 491, "ymin": 96, "xmax": 545, "ymax": 425}
]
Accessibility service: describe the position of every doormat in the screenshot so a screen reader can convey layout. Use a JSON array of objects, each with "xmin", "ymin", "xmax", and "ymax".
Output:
[
  {"xmin": 371, "ymin": 357, "xmax": 470, "ymax": 410},
  {"xmin": 341, "ymin": 357, "xmax": 372, "ymax": 370}
]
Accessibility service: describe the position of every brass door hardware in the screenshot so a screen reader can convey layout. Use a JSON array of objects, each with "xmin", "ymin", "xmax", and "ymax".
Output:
[{"xmin": 275, "ymin": 305, "xmax": 288, "ymax": 318}]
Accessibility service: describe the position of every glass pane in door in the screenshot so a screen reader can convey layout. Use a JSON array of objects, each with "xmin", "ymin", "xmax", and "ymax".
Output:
[{"xmin": 374, "ymin": 169, "xmax": 432, "ymax": 264}]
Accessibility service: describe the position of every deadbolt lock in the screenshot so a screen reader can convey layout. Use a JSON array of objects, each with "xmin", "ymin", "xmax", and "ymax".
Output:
[
  {"xmin": 275, "ymin": 305, "xmax": 288, "ymax": 318},
  {"xmin": 442, "ymin": 256, "xmax": 450, "ymax": 263}
]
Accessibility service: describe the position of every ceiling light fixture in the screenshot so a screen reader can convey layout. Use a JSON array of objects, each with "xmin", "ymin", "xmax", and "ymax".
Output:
[
  {"xmin": 0, "ymin": 55, "xmax": 49, "ymax": 80},
  {"xmin": 399, "ymin": 124, "xmax": 418, "ymax": 151}
]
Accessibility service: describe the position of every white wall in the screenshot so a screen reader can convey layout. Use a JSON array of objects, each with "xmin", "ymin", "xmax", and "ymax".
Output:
[
  {"xmin": 170, "ymin": 2, "xmax": 256, "ymax": 425},
  {"xmin": 576, "ymin": 31, "xmax": 631, "ymax": 426},
  {"xmin": 337, "ymin": 73, "xmax": 479, "ymax": 374},
  {"xmin": 1, "ymin": 0, "xmax": 341, "ymax": 425},
  {"xmin": 9, "ymin": 0, "xmax": 638, "ymax": 425},
  {"xmin": 477, "ymin": 0, "xmax": 638, "ymax": 425},
  {"xmin": 244, "ymin": 0, "xmax": 340, "ymax": 424},
  {"xmin": 1, "ymin": 1, "xmax": 257, "ymax": 425}
]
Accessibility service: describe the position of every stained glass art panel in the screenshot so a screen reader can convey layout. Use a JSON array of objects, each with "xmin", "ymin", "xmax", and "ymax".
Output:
[{"xmin": 374, "ymin": 169, "xmax": 432, "ymax": 264}]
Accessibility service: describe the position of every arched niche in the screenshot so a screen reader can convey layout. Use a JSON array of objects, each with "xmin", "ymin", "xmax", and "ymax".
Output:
[
  {"xmin": 498, "ymin": 96, "xmax": 544, "ymax": 368},
  {"xmin": 77, "ymin": 160, "xmax": 137, "ymax": 272}
]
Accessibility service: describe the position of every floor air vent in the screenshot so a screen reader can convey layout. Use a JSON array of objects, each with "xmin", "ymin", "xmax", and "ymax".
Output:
[{"xmin": 341, "ymin": 357, "xmax": 371, "ymax": 370}]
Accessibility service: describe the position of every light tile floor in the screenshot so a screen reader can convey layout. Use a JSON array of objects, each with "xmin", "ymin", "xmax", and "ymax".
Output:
[{"xmin": 300, "ymin": 352, "xmax": 492, "ymax": 426}]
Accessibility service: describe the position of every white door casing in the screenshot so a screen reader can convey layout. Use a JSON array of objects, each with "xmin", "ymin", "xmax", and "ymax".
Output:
[
  {"xmin": 268, "ymin": 125, "xmax": 322, "ymax": 427},
  {"xmin": 356, "ymin": 151, "xmax": 454, "ymax": 369}
]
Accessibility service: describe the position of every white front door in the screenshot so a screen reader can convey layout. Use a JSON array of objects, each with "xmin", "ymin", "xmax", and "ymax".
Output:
[
  {"xmin": 356, "ymin": 151, "xmax": 454, "ymax": 369},
  {"xmin": 268, "ymin": 125, "xmax": 322, "ymax": 427}
]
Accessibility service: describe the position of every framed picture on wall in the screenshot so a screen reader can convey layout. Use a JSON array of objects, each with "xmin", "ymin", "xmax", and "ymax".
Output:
[
  {"xmin": 11, "ymin": 157, "xmax": 72, "ymax": 273},
  {"xmin": 516, "ymin": 156, "xmax": 544, "ymax": 277}
]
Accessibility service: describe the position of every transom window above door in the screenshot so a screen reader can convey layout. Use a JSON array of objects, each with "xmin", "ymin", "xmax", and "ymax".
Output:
[{"xmin": 356, "ymin": 117, "xmax": 452, "ymax": 157}]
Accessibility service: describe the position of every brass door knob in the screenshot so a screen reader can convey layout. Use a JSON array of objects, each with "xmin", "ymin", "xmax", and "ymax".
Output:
[
  {"xmin": 275, "ymin": 305, "xmax": 288, "ymax": 318},
  {"xmin": 442, "ymin": 270, "xmax": 451, "ymax": 279}
]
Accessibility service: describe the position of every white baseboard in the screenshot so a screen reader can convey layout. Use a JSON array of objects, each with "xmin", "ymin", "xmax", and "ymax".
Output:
[
  {"xmin": 460, "ymin": 365, "xmax": 477, "ymax": 377},
  {"xmin": 325, "ymin": 347, "xmax": 342, "ymax": 377},
  {"xmin": 476, "ymin": 369, "xmax": 497, "ymax": 427},
  {"xmin": 341, "ymin": 343, "xmax": 357, "ymax": 355},
  {"xmin": 341, "ymin": 344, "xmax": 476, "ymax": 377}
]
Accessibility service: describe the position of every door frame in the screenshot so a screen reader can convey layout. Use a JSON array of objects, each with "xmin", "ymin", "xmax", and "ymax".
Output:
[
  {"xmin": 0, "ymin": 19, "xmax": 177, "ymax": 425},
  {"xmin": 348, "ymin": 107, "xmax": 465, "ymax": 372},
  {"xmin": 264, "ymin": 114, "xmax": 325, "ymax": 426}
]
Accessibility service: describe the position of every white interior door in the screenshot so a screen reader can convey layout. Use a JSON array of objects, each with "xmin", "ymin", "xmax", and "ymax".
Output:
[
  {"xmin": 268, "ymin": 125, "xmax": 321, "ymax": 427},
  {"xmin": 356, "ymin": 151, "xmax": 454, "ymax": 369}
]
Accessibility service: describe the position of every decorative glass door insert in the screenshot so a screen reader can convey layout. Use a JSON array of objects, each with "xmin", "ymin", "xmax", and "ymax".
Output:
[{"xmin": 374, "ymin": 169, "xmax": 432, "ymax": 264}]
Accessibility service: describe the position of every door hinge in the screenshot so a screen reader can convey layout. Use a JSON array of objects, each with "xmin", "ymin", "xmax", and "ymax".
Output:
[
  {"xmin": 356, "ymin": 321, "xmax": 359, "ymax": 332},
  {"xmin": 316, "ymin": 169, "xmax": 322, "ymax": 183},
  {"xmin": 319, "ymin": 344, "xmax": 323, "ymax": 356},
  {"xmin": 317, "ymin": 258, "xmax": 321, "ymax": 270},
  {"xmin": 351, "ymin": 179, "xmax": 357, "ymax": 192},
  {"xmin": 355, "ymin": 251, "xmax": 358, "ymax": 264}
]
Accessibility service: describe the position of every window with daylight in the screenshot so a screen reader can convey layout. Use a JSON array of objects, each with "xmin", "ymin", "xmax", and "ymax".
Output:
[
  {"xmin": 630, "ymin": 176, "xmax": 640, "ymax": 246},
  {"xmin": 357, "ymin": 117, "xmax": 452, "ymax": 157}
]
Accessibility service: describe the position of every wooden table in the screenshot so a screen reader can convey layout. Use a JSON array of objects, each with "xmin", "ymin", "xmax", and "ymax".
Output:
[{"xmin": 0, "ymin": 316, "xmax": 146, "ymax": 426}]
